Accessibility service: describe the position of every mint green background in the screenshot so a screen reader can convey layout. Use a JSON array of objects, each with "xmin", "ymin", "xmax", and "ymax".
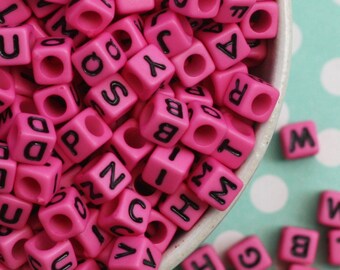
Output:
[{"xmin": 203, "ymin": 1, "xmax": 340, "ymax": 269}]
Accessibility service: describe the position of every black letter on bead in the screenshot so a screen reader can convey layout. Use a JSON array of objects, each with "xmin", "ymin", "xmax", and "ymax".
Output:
[
  {"xmin": 216, "ymin": 33, "xmax": 237, "ymax": 60},
  {"xmin": 143, "ymin": 55, "xmax": 166, "ymax": 78},
  {"xmin": 0, "ymin": 34, "xmax": 19, "ymax": 59},
  {"xmin": 24, "ymin": 141, "xmax": 48, "ymax": 162},
  {"xmin": 0, "ymin": 225, "xmax": 12, "ymax": 236},
  {"xmin": 92, "ymin": 225, "xmax": 105, "ymax": 244},
  {"xmin": 157, "ymin": 30, "xmax": 171, "ymax": 55},
  {"xmin": 155, "ymin": 169, "xmax": 167, "ymax": 186},
  {"xmin": 0, "ymin": 144, "xmax": 9, "ymax": 159},
  {"xmin": 28, "ymin": 255, "xmax": 42, "ymax": 270},
  {"xmin": 185, "ymin": 86, "xmax": 205, "ymax": 96},
  {"xmin": 291, "ymin": 235, "xmax": 310, "ymax": 258},
  {"xmin": 0, "ymin": 169, "xmax": 7, "ymax": 189},
  {"xmin": 51, "ymin": 16, "xmax": 79, "ymax": 39},
  {"xmin": 100, "ymin": 0, "xmax": 112, "ymax": 8},
  {"xmin": 203, "ymin": 23, "xmax": 223, "ymax": 34},
  {"xmin": 51, "ymin": 252, "xmax": 73, "ymax": 270},
  {"xmin": 110, "ymin": 225, "xmax": 134, "ymax": 237},
  {"xmin": 74, "ymin": 197, "xmax": 87, "ymax": 219},
  {"xmin": 82, "ymin": 52, "xmax": 103, "ymax": 76},
  {"xmin": 28, "ymin": 116, "xmax": 49, "ymax": 133},
  {"xmin": 165, "ymin": 99, "xmax": 183, "ymax": 118},
  {"xmin": 79, "ymin": 181, "xmax": 103, "ymax": 201},
  {"xmin": 143, "ymin": 248, "xmax": 156, "ymax": 268},
  {"xmin": 170, "ymin": 194, "xmax": 199, "ymax": 222},
  {"xmin": 106, "ymin": 39, "xmax": 121, "ymax": 61},
  {"xmin": 217, "ymin": 139, "xmax": 242, "ymax": 157},
  {"xmin": 230, "ymin": 6, "xmax": 249, "ymax": 19},
  {"xmin": 41, "ymin": 38, "xmax": 65, "ymax": 46},
  {"xmin": 239, "ymin": 247, "xmax": 261, "ymax": 268},
  {"xmin": 153, "ymin": 123, "xmax": 179, "ymax": 143},
  {"xmin": 201, "ymin": 105, "xmax": 221, "ymax": 119},
  {"xmin": 99, "ymin": 161, "xmax": 126, "ymax": 190},
  {"xmin": 0, "ymin": 4, "xmax": 18, "ymax": 25},
  {"xmin": 114, "ymin": 243, "xmax": 136, "ymax": 259},
  {"xmin": 47, "ymin": 191, "xmax": 66, "ymax": 206},
  {"xmin": 191, "ymin": 254, "xmax": 215, "ymax": 270},
  {"xmin": 174, "ymin": 0, "xmax": 187, "ymax": 8},
  {"xmin": 129, "ymin": 199, "xmax": 146, "ymax": 223},
  {"xmin": 102, "ymin": 81, "xmax": 128, "ymax": 106},
  {"xmin": 327, "ymin": 198, "xmax": 340, "ymax": 219},
  {"xmin": 0, "ymin": 107, "xmax": 13, "ymax": 126},
  {"xmin": 229, "ymin": 79, "xmax": 248, "ymax": 106},
  {"xmin": 191, "ymin": 162, "xmax": 213, "ymax": 187},
  {"xmin": 0, "ymin": 204, "xmax": 23, "ymax": 225},
  {"xmin": 209, "ymin": 176, "xmax": 238, "ymax": 205},
  {"xmin": 289, "ymin": 128, "xmax": 315, "ymax": 153},
  {"xmin": 61, "ymin": 130, "xmax": 79, "ymax": 156},
  {"xmin": 151, "ymin": 10, "xmax": 167, "ymax": 26}
]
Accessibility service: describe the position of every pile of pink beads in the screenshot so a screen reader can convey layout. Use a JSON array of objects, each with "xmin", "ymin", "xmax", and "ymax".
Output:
[{"xmin": 0, "ymin": 0, "xmax": 279, "ymax": 269}]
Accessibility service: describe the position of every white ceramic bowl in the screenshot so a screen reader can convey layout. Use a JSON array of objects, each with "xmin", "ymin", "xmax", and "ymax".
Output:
[{"xmin": 160, "ymin": 0, "xmax": 292, "ymax": 268}]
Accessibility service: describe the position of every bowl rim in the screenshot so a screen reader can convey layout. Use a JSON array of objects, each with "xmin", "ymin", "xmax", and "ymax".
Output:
[{"xmin": 160, "ymin": 0, "xmax": 293, "ymax": 268}]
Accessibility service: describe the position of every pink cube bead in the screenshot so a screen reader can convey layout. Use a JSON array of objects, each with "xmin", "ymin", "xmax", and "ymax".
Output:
[
  {"xmin": 280, "ymin": 121, "xmax": 319, "ymax": 160},
  {"xmin": 76, "ymin": 259, "xmax": 100, "ymax": 270},
  {"xmin": 84, "ymin": 74, "xmax": 138, "ymax": 126},
  {"xmin": 244, "ymin": 39, "xmax": 268, "ymax": 68},
  {"xmin": 214, "ymin": 0, "xmax": 255, "ymax": 23},
  {"xmin": 0, "ymin": 68, "xmax": 15, "ymax": 114},
  {"xmin": 318, "ymin": 190, "xmax": 340, "ymax": 228},
  {"xmin": 0, "ymin": 142, "xmax": 16, "ymax": 194},
  {"xmin": 188, "ymin": 157, "xmax": 244, "ymax": 210},
  {"xmin": 0, "ymin": 194, "xmax": 32, "ymax": 230},
  {"xmin": 24, "ymin": 231, "xmax": 77, "ymax": 270},
  {"xmin": 26, "ymin": 17, "xmax": 48, "ymax": 40},
  {"xmin": 158, "ymin": 184, "xmax": 208, "ymax": 231},
  {"xmin": 14, "ymin": 157, "xmax": 62, "ymax": 205},
  {"xmin": 239, "ymin": 1, "xmax": 279, "ymax": 39},
  {"xmin": 105, "ymin": 14, "xmax": 147, "ymax": 59},
  {"xmin": 173, "ymin": 83, "xmax": 213, "ymax": 106},
  {"xmin": 144, "ymin": 10, "xmax": 193, "ymax": 58},
  {"xmin": 0, "ymin": 0, "xmax": 32, "ymax": 27},
  {"xmin": 48, "ymin": 0, "xmax": 71, "ymax": 4},
  {"xmin": 95, "ymin": 240, "xmax": 115, "ymax": 268},
  {"xmin": 142, "ymin": 145, "xmax": 195, "ymax": 194},
  {"xmin": 197, "ymin": 23, "xmax": 250, "ymax": 71},
  {"xmin": 122, "ymin": 44, "xmax": 175, "ymax": 101},
  {"xmin": 227, "ymin": 235, "xmax": 272, "ymax": 270},
  {"xmin": 7, "ymin": 113, "xmax": 56, "ymax": 165},
  {"xmin": 38, "ymin": 186, "xmax": 89, "ymax": 241},
  {"xmin": 115, "ymin": 0, "xmax": 155, "ymax": 15},
  {"xmin": 181, "ymin": 245, "xmax": 225, "ymax": 270},
  {"xmin": 0, "ymin": 25, "xmax": 32, "ymax": 66},
  {"xmin": 56, "ymin": 108, "xmax": 112, "ymax": 163},
  {"xmin": 0, "ymin": 225, "xmax": 33, "ymax": 269},
  {"xmin": 169, "ymin": 0, "xmax": 220, "ymax": 18},
  {"xmin": 52, "ymin": 143, "xmax": 76, "ymax": 173},
  {"xmin": 171, "ymin": 39, "xmax": 215, "ymax": 87},
  {"xmin": 223, "ymin": 72, "xmax": 279, "ymax": 123},
  {"xmin": 328, "ymin": 230, "xmax": 340, "ymax": 265},
  {"xmin": 108, "ymin": 235, "xmax": 162, "ymax": 270},
  {"xmin": 10, "ymin": 65, "xmax": 38, "ymax": 97},
  {"xmin": 289, "ymin": 265, "xmax": 317, "ymax": 270},
  {"xmin": 98, "ymin": 188, "xmax": 151, "ymax": 237},
  {"xmin": 75, "ymin": 152, "xmax": 132, "ymax": 205},
  {"xmin": 26, "ymin": 0, "xmax": 60, "ymax": 19},
  {"xmin": 212, "ymin": 112, "xmax": 255, "ymax": 170},
  {"xmin": 181, "ymin": 101, "xmax": 227, "ymax": 155},
  {"xmin": 139, "ymin": 93, "xmax": 189, "ymax": 147},
  {"xmin": 32, "ymin": 37, "xmax": 73, "ymax": 85},
  {"xmin": 278, "ymin": 226, "xmax": 319, "ymax": 265}
]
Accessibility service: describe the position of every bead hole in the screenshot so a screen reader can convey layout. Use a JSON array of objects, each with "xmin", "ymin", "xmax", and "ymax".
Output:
[
  {"xmin": 43, "ymin": 95, "xmax": 67, "ymax": 118},
  {"xmin": 49, "ymin": 214, "xmax": 73, "ymax": 234},
  {"xmin": 20, "ymin": 100, "xmax": 37, "ymax": 114},
  {"xmin": 251, "ymin": 93, "xmax": 272, "ymax": 116},
  {"xmin": 20, "ymin": 177, "xmax": 42, "ymax": 198},
  {"xmin": 12, "ymin": 239, "xmax": 28, "ymax": 260},
  {"xmin": 78, "ymin": 11, "xmax": 103, "ymax": 30},
  {"xmin": 184, "ymin": 54, "xmax": 206, "ymax": 77},
  {"xmin": 250, "ymin": 9, "xmax": 272, "ymax": 33},
  {"xmin": 34, "ymin": 235, "xmax": 56, "ymax": 250},
  {"xmin": 145, "ymin": 221, "xmax": 167, "ymax": 244},
  {"xmin": 85, "ymin": 115, "xmax": 105, "ymax": 137},
  {"xmin": 41, "ymin": 56, "xmax": 64, "ymax": 78},
  {"xmin": 198, "ymin": 0, "xmax": 217, "ymax": 12},
  {"xmin": 193, "ymin": 125, "xmax": 217, "ymax": 146},
  {"xmin": 113, "ymin": 30, "xmax": 132, "ymax": 52},
  {"xmin": 124, "ymin": 127, "xmax": 146, "ymax": 149}
]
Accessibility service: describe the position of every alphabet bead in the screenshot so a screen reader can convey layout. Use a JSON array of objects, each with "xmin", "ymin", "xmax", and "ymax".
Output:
[
  {"xmin": 169, "ymin": 0, "xmax": 220, "ymax": 18},
  {"xmin": 14, "ymin": 157, "xmax": 62, "ymax": 205},
  {"xmin": 171, "ymin": 39, "xmax": 215, "ymax": 87},
  {"xmin": 98, "ymin": 188, "xmax": 151, "ymax": 237},
  {"xmin": 0, "ymin": 68, "xmax": 15, "ymax": 114},
  {"xmin": 328, "ymin": 230, "xmax": 340, "ymax": 265},
  {"xmin": 318, "ymin": 190, "xmax": 340, "ymax": 228},
  {"xmin": 65, "ymin": 0, "xmax": 115, "ymax": 38},
  {"xmin": 38, "ymin": 186, "xmax": 89, "ymax": 241},
  {"xmin": 11, "ymin": 66, "xmax": 38, "ymax": 98},
  {"xmin": 76, "ymin": 259, "xmax": 101, "ymax": 270},
  {"xmin": 244, "ymin": 39, "xmax": 268, "ymax": 68},
  {"xmin": 52, "ymin": 143, "xmax": 76, "ymax": 173},
  {"xmin": 7, "ymin": 113, "xmax": 56, "ymax": 165},
  {"xmin": 158, "ymin": 184, "xmax": 209, "ymax": 231},
  {"xmin": 227, "ymin": 235, "xmax": 272, "ymax": 270},
  {"xmin": 289, "ymin": 265, "xmax": 317, "ymax": 270},
  {"xmin": 0, "ymin": 142, "xmax": 16, "ymax": 194},
  {"xmin": 115, "ymin": 0, "xmax": 155, "ymax": 15},
  {"xmin": 56, "ymin": 108, "xmax": 112, "ymax": 163},
  {"xmin": 26, "ymin": 17, "xmax": 48, "ymax": 40},
  {"xmin": 108, "ymin": 235, "xmax": 162, "ymax": 270},
  {"xmin": 214, "ymin": 0, "xmax": 255, "ymax": 23},
  {"xmin": 95, "ymin": 240, "xmax": 115, "ymax": 268},
  {"xmin": 26, "ymin": 0, "xmax": 60, "ymax": 19},
  {"xmin": 84, "ymin": 74, "xmax": 138, "ymax": 126},
  {"xmin": 24, "ymin": 231, "xmax": 78, "ymax": 270},
  {"xmin": 278, "ymin": 226, "xmax": 319, "ymax": 265},
  {"xmin": 142, "ymin": 145, "xmax": 195, "ymax": 194},
  {"xmin": 144, "ymin": 10, "xmax": 193, "ymax": 58},
  {"xmin": 0, "ymin": 0, "xmax": 32, "ymax": 27},
  {"xmin": 48, "ymin": 0, "xmax": 71, "ymax": 4},
  {"xmin": 173, "ymin": 83, "xmax": 213, "ymax": 106},
  {"xmin": 122, "ymin": 44, "xmax": 175, "ymax": 101},
  {"xmin": 0, "ymin": 225, "xmax": 33, "ymax": 269},
  {"xmin": 0, "ymin": 194, "xmax": 32, "ymax": 230},
  {"xmin": 280, "ymin": 121, "xmax": 319, "ymax": 160},
  {"xmin": 34, "ymin": 84, "xmax": 81, "ymax": 125},
  {"xmin": 223, "ymin": 72, "xmax": 279, "ymax": 123},
  {"xmin": 181, "ymin": 101, "xmax": 227, "ymax": 155},
  {"xmin": 139, "ymin": 92, "xmax": 189, "ymax": 147},
  {"xmin": 181, "ymin": 245, "xmax": 224, "ymax": 270}
]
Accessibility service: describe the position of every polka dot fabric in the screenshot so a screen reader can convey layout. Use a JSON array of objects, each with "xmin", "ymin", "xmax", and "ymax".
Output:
[{"xmin": 203, "ymin": 1, "xmax": 340, "ymax": 269}]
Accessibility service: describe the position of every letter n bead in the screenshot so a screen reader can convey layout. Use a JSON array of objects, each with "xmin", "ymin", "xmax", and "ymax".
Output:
[
  {"xmin": 280, "ymin": 121, "xmax": 319, "ymax": 160},
  {"xmin": 227, "ymin": 236, "xmax": 272, "ymax": 270},
  {"xmin": 0, "ymin": 142, "xmax": 16, "ymax": 194},
  {"xmin": 318, "ymin": 190, "xmax": 340, "ymax": 228},
  {"xmin": 278, "ymin": 226, "xmax": 319, "ymax": 265}
]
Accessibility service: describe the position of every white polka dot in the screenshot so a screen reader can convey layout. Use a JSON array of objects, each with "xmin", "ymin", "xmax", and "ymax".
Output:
[
  {"xmin": 213, "ymin": 231, "xmax": 244, "ymax": 264},
  {"xmin": 292, "ymin": 23, "xmax": 302, "ymax": 55},
  {"xmin": 316, "ymin": 129, "xmax": 340, "ymax": 167},
  {"xmin": 321, "ymin": 58, "xmax": 340, "ymax": 96},
  {"xmin": 276, "ymin": 102, "xmax": 289, "ymax": 131},
  {"xmin": 250, "ymin": 175, "xmax": 288, "ymax": 213}
]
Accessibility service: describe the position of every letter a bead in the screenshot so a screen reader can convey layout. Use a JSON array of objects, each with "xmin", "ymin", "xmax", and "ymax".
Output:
[{"xmin": 318, "ymin": 190, "xmax": 340, "ymax": 228}]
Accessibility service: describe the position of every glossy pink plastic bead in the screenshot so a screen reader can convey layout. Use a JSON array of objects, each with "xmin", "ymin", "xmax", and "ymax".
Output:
[
  {"xmin": 244, "ymin": 39, "xmax": 268, "ymax": 68},
  {"xmin": 0, "ymin": 194, "xmax": 32, "ymax": 230},
  {"xmin": 0, "ymin": 142, "xmax": 16, "ymax": 194},
  {"xmin": 188, "ymin": 157, "xmax": 244, "ymax": 210},
  {"xmin": 171, "ymin": 39, "xmax": 215, "ymax": 87},
  {"xmin": 0, "ymin": 25, "xmax": 32, "ymax": 66},
  {"xmin": 95, "ymin": 240, "xmax": 115, "ymax": 268},
  {"xmin": 197, "ymin": 23, "xmax": 250, "ymax": 70},
  {"xmin": 0, "ymin": 68, "xmax": 15, "ymax": 114},
  {"xmin": 26, "ymin": 17, "xmax": 48, "ymax": 40},
  {"xmin": 289, "ymin": 265, "xmax": 317, "ymax": 270},
  {"xmin": 84, "ymin": 74, "xmax": 138, "ymax": 126},
  {"xmin": 48, "ymin": 0, "xmax": 71, "ymax": 4},
  {"xmin": 26, "ymin": 0, "xmax": 60, "ymax": 19},
  {"xmin": 181, "ymin": 245, "xmax": 224, "ymax": 270},
  {"xmin": 105, "ymin": 14, "xmax": 147, "ymax": 59},
  {"xmin": 24, "ymin": 231, "xmax": 77, "ymax": 270},
  {"xmin": 280, "ymin": 121, "xmax": 319, "ymax": 160},
  {"xmin": 98, "ymin": 188, "xmax": 151, "ymax": 237},
  {"xmin": 38, "ymin": 187, "xmax": 89, "ymax": 241},
  {"xmin": 139, "ymin": 93, "xmax": 189, "ymax": 147},
  {"xmin": 56, "ymin": 108, "xmax": 112, "ymax": 163},
  {"xmin": 173, "ymin": 83, "xmax": 213, "ymax": 106},
  {"xmin": 76, "ymin": 259, "xmax": 100, "ymax": 270},
  {"xmin": 318, "ymin": 190, "xmax": 340, "ymax": 228},
  {"xmin": 224, "ymin": 72, "xmax": 279, "ymax": 123},
  {"xmin": 0, "ymin": 0, "xmax": 32, "ymax": 27},
  {"xmin": 239, "ymin": 1, "xmax": 279, "ymax": 39},
  {"xmin": 181, "ymin": 101, "xmax": 227, "ymax": 155},
  {"xmin": 122, "ymin": 44, "xmax": 175, "ymax": 101},
  {"xmin": 115, "ymin": 0, "xmax": 155, "ymax": 15},
  {"xmin": 328, "ymin": 230, "xmax": 340, "ymax": 265},
  {"xmin": 0, "ymin": 225, "xmax": 33, "ymax": 269},
  {"xmin": 169, "ymin": 0, "xmax": 220, "ymax": 18},
  {"xmin": 278, "ymin": 226, "xmax": 319, "ymax": 265},
  {"xmin": 7, "ymin": 113, "xmax": 56, "ymax": 165},
  {"xmin": 108, "ymin": 235, "xmax": 162, "ymax": 270},
  {"xmin": 142, "ymin": 145, "xmax": 195, "ymax": 194},
  {"xmin": 11, "ymin": 66, "xmax": 38, "ymax": 97},
  {"xmin": 212, "ymin": 112, "xmax": 255, "ymax": 170},
  {"xmin": 214, "ymin": 0, "xmax": 255, "ymax": 23},
  {"xmin": 227, "ymin": 235, "xmax": 272, "ymax": 270},
  {"xmin": 158, "ymin": 184, "xmax": 208, "ymax": 231},
  {"xmin": 72, "ymin": 32, "xmax": 126, "ymax": 87},
  {"xmin": 144, "ymin": 10, "xmax": 193, "ymax": 58},
  {"xmin": 52, "ymin": 143, "xmax": 75, "ymax": 173}
]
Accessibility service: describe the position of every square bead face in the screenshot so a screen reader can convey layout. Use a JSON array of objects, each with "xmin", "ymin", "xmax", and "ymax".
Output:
[{"xmin": 318, "ymin": 191, "xmax": 340, "ymax": 228}]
